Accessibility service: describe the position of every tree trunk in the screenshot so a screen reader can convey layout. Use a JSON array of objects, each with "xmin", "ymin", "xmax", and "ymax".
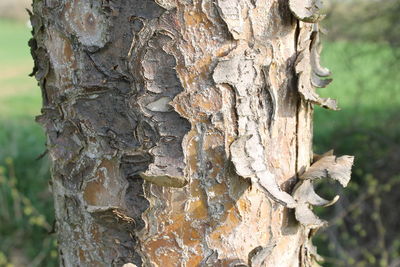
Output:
[{"xmin": 29, "ymin": 0, "xmax": 353, "ymax": 266}]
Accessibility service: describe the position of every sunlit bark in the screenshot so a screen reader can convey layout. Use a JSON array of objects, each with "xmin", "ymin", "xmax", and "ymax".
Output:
[{"xmin": 30, "ymin": 0, "xmax": 352, "ymax": 266}]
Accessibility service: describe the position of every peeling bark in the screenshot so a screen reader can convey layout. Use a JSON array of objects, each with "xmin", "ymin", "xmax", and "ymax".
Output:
[
  {"xmin": 30, "ymin": 0, "xmax": 352, "ymax": 266},
  {"xmin": 289, "ymin": 0, "xmax": 325, "ymax": 23},
  {"xmin": 293, "ymin": 153, "xmax": 354, "ymax": 229}
]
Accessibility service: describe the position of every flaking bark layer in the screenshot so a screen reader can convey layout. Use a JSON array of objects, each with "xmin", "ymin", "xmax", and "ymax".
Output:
[{"xmin": 30, "ymin": 0, "xmax": 352, "ymax": 266}]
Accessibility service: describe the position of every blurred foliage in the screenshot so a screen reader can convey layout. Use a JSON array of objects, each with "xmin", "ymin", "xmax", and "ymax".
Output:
[
  {"xmin": 314, "ymin": 1, "xmax": 400, "ymax": 266},
  {"xmin": 324, "ymin": 0, "xmax": 400, "ymax": 48},
  {"xmin": 0, "ymin": 157, "xmax": 57, "ymax": 267},
  {"xmin": 0, "ymin": 19, "xmax": 57, "ymax": 266}
]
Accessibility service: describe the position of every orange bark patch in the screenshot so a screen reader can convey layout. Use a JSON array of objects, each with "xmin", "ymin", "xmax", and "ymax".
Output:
[
  {"xmin": 90, "ymin": 225, "xmax": 101, "ymax": 243},
  {"xmin": 148, "ymin": 243, "xmax": 181, "ymax": 267},
  {"xmin": 83, "ymin": 180, "xmax": 104, "ymax": 206},
  {"xmin": 191, "ymin": 87, "xmax": 222, "ymax": 115},
  {"xmin": 78, "ymin": 248, "xmax": 86, "ymax": 262},
  {"xmin": 144, "ymin": 214, "xmax": 204, "ymax": 266},
  {"xmin": 186, "ymin": 198, "xmax": 208, "ymax": 220},
  {"xmin": 209, "ymin": 208, "xmax": 241, "ymax": 240},
  {"xmin": 83, "ymin": 159, "xmax": 124, "ymax": 206},
  {"xmin": 62, "ymin": 38, "xmax": 75, "ymax": 65},
  {"xmin": 45, "ymin": 27, "xmax": 77, "ymax": 89},
  {"xmin": 182, "ymin": 3, "xmax": 212, "ymax": 29}
]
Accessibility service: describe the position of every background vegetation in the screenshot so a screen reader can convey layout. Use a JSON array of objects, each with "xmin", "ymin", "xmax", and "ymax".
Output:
[
  {"xmin": 314, "ymin": 1, "xmax": 400, "ymax": 266},
  {"xmin": 0, "ymin": 0, "xmax": 398, "ymax": 266},
  {"xmin": 0, "ymin": 19, "xmax": 56, "ymax": 266}
]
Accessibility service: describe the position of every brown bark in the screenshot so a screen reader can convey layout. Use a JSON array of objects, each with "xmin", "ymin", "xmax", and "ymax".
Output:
[{"xmin": 29, "ymin": 0, "xmax": 353, "ymax": 266}]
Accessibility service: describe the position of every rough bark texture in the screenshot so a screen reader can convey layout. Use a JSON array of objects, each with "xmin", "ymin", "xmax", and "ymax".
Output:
[{"xmin": 30, "ymin": 0, "xmax": 353, "ymax": 266}]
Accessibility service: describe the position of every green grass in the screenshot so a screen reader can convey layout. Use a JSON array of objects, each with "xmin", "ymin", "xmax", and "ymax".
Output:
[
  {"xmin": 315, "ymin": 41, "xmax": 400, "ymax": 148},
  {"xmin": 0, "ymin": 19, "xmax": 33, "ymax": 64},
  {"xmin": 0, "ymin": 18, "xmax": 41, "ymax": 120},
  {"xmin": 321, "ymin": 42, "xmax": 400, "ymax": 108}
]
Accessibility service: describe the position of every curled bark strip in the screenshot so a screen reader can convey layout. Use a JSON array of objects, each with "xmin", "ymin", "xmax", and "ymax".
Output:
[
  {"xmin": 289, "ymin": 0, "xmax": 325, "ymax": 23},
  {"xmin": 300, "ymin": 155, "xmax": 354, "ymax": 187},
  {"xmin": 311, "ymin": 28, "xmax": 331, "ymax": 77},
  {"xmin": 295, "ymin": 50, "xmax": 338, "ymax": 110},
  {"xmin": 313, "ymin": 149, "xmax": 334, "ymax": 162},
  {"xmin": 311, "ymin": 72, "xmax": 332, "ymax": 88},
  {"xmin": 230, "ymin": 135, "xmax": 297, "ymax": 208},
  {"xmin": 293, "ymin": 153, "xmax": 354, "ymax": 229},
  {"xmin": 258, "ymin": 170, "xmax": 297, "ymax": 208},
  {"xmin": 294, "ymin": 180, "xmax": 339, "ymax": 207},
  {"xmin": 296, "ymin": 21, "xmax": 338, "ymax": 110},
  {"xmin": 295, "ymin": 203, "xmax": 327, "ymax": 229},
  {"xmin": 310, "ymin": 24, "xmax": 332, "ymax": 89},
  {"xmin": 213, "ymin": 45, "xmax": 298, "ymax": 208}
]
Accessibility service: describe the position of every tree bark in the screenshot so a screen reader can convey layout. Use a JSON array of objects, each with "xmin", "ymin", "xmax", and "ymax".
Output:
[{"xmin": 29, "ymin": 0, "xmax": 353, "ymax": 266}]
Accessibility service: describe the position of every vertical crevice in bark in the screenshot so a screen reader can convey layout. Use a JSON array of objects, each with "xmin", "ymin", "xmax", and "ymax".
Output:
[
  {"xmin": 294, "ymin": 97, "xmax": 301, "ymax": 178},
  {"xmin": 293, "ymin": 19, "xmax": 302, "ymax": 184}
]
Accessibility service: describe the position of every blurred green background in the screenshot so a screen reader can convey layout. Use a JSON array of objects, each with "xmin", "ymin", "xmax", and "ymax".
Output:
[
  {"xmin": 0, "ymin": 0, "xmax": 399, "ymax": 266},
  {"xmin": 0, "ymin": 18, "xmax": 55, "ymax": 267}
]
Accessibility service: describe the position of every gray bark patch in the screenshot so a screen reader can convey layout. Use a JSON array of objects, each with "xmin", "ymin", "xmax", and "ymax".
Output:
[{"xmin": 134, "ymin": 31, "xmax": 191, "ymax": 188}]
